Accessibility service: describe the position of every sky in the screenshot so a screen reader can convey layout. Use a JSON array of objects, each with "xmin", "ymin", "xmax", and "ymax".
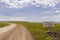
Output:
[{"xmin": 0, "ymin": 0, "xmax": 60, "ymax": 22}]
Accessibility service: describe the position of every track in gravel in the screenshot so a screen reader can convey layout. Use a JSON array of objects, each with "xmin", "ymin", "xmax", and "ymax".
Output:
[{"xmin": 0, "ymin": 24, "xmax": 34, "ymax": 40}]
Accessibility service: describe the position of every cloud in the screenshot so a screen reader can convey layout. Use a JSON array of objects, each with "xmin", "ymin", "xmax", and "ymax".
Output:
[
  {"xmin": 0, "ymin": 15, "xmax": 41, "ymax": 22},
  {"xmin": 55, "ymin": 10, "xmax": 60, "ymax": 13},
  {"xmin": 0, "ymin": 15, "xmax": 26, "ymax": 21},
  {"xmin": 0, "ymin": 14, "xmax": 60, "ymax": 22},
  {"xmin": 0, "ymin": 0, "xmax": 60, "ymax": 8},
  {"xmin": 41, "ymin": 14, "xmax": 60, "ymax": 22}
]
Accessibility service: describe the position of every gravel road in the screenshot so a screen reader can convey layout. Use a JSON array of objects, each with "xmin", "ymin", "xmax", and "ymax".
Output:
[{"xmin": 0, "ymin": 24, "xmax": 34, "ymax": 40}]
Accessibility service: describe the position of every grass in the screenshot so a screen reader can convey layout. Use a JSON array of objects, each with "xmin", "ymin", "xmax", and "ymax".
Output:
[
  {"xmin": 0, "ymin": 22, "xmax": 10, "ymax": 28},
  {"xmin": 1, "ymin": 21, "xmax": 60, "ymax": 40},
  {"xmin": 12, "ymin": 21, "xmax": 60, "ymax": 40}
]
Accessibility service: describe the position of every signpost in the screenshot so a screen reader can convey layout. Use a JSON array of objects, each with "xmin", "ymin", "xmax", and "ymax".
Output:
[{"xmin": 43, "ymin": 21, "xmax": 55, "ymax": 27}]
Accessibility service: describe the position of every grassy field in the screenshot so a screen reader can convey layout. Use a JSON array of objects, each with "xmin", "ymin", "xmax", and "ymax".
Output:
[
  {"xmin": 0, "ymin": 21, "xmax": 60, "ymax": 40},
  {"xmin": 0, "ymin": 22, "xmax": 9, "ymax": 28},
  {"xmin": 10, "ymin": 21, "xmax": 60, "ymax": 40}
]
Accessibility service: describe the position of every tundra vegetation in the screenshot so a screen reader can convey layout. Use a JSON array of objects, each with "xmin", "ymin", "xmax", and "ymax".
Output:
[
  {"xmin": 0, "ymin": 21, "xmax": 60, "ymax": 40},
  {"xmin": 0, "ymin": 22, "xmax": 9, "ymax": 27}
]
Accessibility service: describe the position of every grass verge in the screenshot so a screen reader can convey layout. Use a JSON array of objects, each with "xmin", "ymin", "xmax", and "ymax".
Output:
[{"xmin": 0, "ymin": 22, "xmax": 10, "ymax": 28}]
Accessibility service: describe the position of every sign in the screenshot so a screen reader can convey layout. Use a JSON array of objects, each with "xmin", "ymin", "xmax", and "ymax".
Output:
[{"xmin": 43, "ymin": 21, "xmax": 54, "ymax": 27}]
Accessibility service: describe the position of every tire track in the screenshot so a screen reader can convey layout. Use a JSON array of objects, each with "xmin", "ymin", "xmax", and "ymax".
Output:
[{"xmin": 0, "ymin": 24, "xmax": 34, "ymax": 40}]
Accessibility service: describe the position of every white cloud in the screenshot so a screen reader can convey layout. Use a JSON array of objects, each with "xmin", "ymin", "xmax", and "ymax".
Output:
[
  {"xmin": 55, "ymin": 10, "xmax": 60, "ymax": 13},
  {"xmin": 41, "ymin": 14, "xmax": 60, "ymax": 22},
  {"xmin": 0, "ymin": 0, "xmax": 60, "ymax": 8},
  {"xmin": 0, "ymin": 15, "xmax": 40, "ymax": 22},
  {"xmin": 0, "ymin": 14, "xmax": 60, "ymax": 22},
  {"xmin": 0, "ymin": 15, "xmax": 26, "ymax": 21}
]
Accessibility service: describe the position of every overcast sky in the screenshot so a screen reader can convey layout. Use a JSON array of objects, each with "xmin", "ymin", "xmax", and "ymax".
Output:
[{"xmin": 0, "ymin": 0, "xmax": 60, "ymax": 22}]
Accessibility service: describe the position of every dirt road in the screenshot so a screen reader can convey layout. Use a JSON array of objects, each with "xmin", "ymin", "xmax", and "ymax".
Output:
[{"xmin": 0, "ymin": 24, "xmax": 34, "ymax": 40}]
